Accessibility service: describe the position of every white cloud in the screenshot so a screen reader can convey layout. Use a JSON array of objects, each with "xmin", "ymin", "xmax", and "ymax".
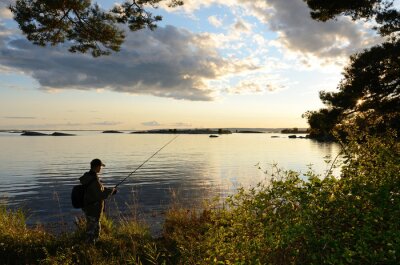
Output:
[
  {"xmin": 0, "ymin": 0, "xmax": 13, "ymax": 19},
  {"xmin": 141, "ymin": 121, "xmax": 191, "ymax": 127},
  {"xmin": 0, "ymin": 8, "xmax": 12, "ymax": 20},
  {"xmin": 92, "ymin": 121, "xmax": 122, "ymax": 126},
  {"xmin": 142, "ymin": 121, "xmax": 161, "ymax": 127},
  {"xmin": 169, "ymin": 122, "xmax": 192, "ymax": 127},
  {"xmin": 228, "ymin": 80, "xmax": 264, "ymax": 94},
  {"xmin": 225, "ymin": 72, "xmax": 288, "ymax": 95},
  {"xmin": 208, "ymin": 15, "xmax": 223, "ymax": 27},
  {"xmin": 3, "ymin": 116, "xmax": 36, "ymax": 119}
]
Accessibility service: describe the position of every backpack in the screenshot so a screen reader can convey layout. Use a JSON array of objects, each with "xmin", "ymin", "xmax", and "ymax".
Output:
[{"xmin": 71, "ymin": 178, "xmax": 96, "ymax": 209}]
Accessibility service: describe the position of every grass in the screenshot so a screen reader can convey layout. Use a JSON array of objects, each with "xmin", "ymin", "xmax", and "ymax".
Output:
[{"xmin": 0, "ymin": 206, "xmax": 161, "ymax": 264}]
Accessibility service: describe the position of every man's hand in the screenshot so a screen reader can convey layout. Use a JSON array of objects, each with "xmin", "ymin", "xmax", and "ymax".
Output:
[{"xmin": 111, "ymin": 188, "xmax": 118, "ymax": 195}]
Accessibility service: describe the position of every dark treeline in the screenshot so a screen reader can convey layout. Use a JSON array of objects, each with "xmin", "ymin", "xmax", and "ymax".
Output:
[{"xmin": 302, "ymin": 0, "xmax": 400, "ymax": 141}]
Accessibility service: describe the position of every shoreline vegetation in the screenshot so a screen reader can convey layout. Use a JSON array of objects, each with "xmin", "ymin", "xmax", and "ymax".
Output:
[
  {"xmin": 1, "ymin": 131, "xmax": 398, "ymax": 264},
  {"xmin": 280, "ymin": 128, "xmax": 309, "ymax": 134}
]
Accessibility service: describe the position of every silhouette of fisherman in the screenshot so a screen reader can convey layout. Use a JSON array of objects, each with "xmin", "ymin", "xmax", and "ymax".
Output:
[{"xmin": 80, "ymin": 158, "xmax": 116, "ymax": 244}]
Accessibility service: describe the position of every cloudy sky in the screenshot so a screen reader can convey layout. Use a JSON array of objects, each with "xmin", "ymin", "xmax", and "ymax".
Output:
[{"xmin": 0, "ymin": 0, "xmax": 388, "ymax": 130}]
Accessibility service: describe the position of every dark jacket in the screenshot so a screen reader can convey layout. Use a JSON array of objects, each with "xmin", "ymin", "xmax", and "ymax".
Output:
[{"xmin": 79, "ymin": 170, "xmax": 113, "ymax": 218}]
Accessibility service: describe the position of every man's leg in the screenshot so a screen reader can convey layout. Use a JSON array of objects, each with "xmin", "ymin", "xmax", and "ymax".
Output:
[{"xmin": 85, "ymin": 215, "xmax": 101, "ymax": 244}]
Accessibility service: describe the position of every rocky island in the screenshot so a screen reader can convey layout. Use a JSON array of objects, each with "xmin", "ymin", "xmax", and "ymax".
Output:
[
  {"xmin": 236, "ymin": 130, "xmax": 264, "ymax": 133},
  {"xmin": 21, "ymin": 131, "xmax": 76, "ymax": 136},
  {"xmin": 21, "ymin": 131, "xmax": 48, "ymax": 136},
  {"xmin": 132, "ymin": 129, "xmax": 232, "ymax": 134},
  {"xmin": 102, "ymin": 130, "xmax": 124, "ymax": 133},
  {"xmin": 51, "ymin": 132, "xmax": 76, "ymax": 136}
]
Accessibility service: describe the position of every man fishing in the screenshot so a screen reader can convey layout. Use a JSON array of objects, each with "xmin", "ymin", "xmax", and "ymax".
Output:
[{"xmin": 79, "ymin": 158, "xmax": 117, "ymax": 244}]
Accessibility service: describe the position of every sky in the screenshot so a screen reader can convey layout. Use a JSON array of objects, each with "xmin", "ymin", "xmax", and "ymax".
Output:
[{"xmin": 0, "ymin": 0, "xmax": 391, "ymax": 130}]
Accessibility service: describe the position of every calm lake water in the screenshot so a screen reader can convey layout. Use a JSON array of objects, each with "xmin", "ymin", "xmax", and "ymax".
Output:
[{"xmin": 0, "ymin": 131, "xmax": 340, "ymax": 233}]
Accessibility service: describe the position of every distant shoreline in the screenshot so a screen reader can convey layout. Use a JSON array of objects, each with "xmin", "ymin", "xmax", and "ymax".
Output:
[
  {"xmin": 0, "ymin": 127, "xmax": 308, "ymax": 133},
  {"xmin": 0, "ymin": 128, "xmax": 315, "ymax": 140}
]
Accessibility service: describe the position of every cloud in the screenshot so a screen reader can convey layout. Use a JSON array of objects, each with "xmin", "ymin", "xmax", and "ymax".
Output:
[
  {"xmin": 266, "ymin": 83, "xmax": 284, "ymax": 92},
  {"xmin": 0, "ymin": 121, "xmax": 123, "ymax": 129},
  {"xmin": 229, "ymin": 80, "xmax": 264, "ymax": 94},
  {"xmin": 259, "ymin": 0, "xmax": 379, "ymax": 59},
  {"xmin": 233, "ymin": 19, "xmax": 252, "ymax": 33},
  {"xmin": 91, "ymin": 121, "xmax": 122, "ymax": 126},
  {"xmin": 3, "ymin": 116, "xmax": 36, "ymax": 119},
  {"xmin": 141, "ymin": 121, "xmax": 191, "ymax": 127},
  {"xmin": 165, "ymin": 0, "xmax": 380, "ymax": 60},
  {"xmin": 0, "ymin": 8, "xmax": 12, "ymax": 20},
  {"xmin": 142, "ymin": 121, "xmax": 161, "ymax": 127},
  {"xmin": 0, "ymin": 0, "xmax": 13, "ymax": 20},
  {"xmin": 169, "ymin": 122, "xmax": 192, "ymax": 127},
  {"xmin": 0, "ymin": 25, "xmax": 257, "ymax": 101},
  {"xmin": 225, "ymin": 71, "xmax": 288, "ymax": 95},
  {"xmin": 208, "ymin": 16, "xmax": 223, "ymax": 27}
]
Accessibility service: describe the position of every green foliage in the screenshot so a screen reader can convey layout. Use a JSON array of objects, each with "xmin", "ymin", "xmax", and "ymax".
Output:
[
  {"xmin": 10, "ymin": 0, "xmax": 183, "ymax": 57},
  {"xmin": 303, "ymin": 0, "xmax": 383, "ymax": 20},
  {"xmin": 303, "ymin": 108, "xmax": 340, "ymax": 140},
  {"xmin": 162, "ymin": 207, "xmax": 213, "ymax": 264}
]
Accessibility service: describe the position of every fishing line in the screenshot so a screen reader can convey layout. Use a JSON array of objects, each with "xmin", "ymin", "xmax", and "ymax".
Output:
[{"xmin": 114, "ymin": 134, "xmax": 179, "ymax": 188}]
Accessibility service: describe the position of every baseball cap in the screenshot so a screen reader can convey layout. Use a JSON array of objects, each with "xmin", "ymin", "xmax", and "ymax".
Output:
[{"xmin": 91, "ymin": 158, "xmax": 105, "ymax": 168}]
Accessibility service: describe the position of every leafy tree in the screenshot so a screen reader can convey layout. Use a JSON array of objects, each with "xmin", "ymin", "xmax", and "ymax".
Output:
[
  {"xmin": 9, "ymin": 0, "xmax": 183, "ymax": 57},
  {"xmin": 303, "ymin": 0, "xmax": 400, "ymax": 140},
  {"xmin": 303, "ymin": 108, "xmax": 341, "ymax": 140}
]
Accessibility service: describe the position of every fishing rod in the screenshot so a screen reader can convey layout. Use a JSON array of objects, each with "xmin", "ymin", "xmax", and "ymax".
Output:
[{"xmin": 114, "ymin": 135, "xmax": 179, "ymax": 188}]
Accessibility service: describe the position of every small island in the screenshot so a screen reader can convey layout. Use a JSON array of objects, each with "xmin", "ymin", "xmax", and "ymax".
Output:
[
  {"xmin": 51, "ymin": 132, "xmax": 76, "ymax": 136},
  {"xmin": 102, "ymin": 130, "xmax": 124, "ymax": 133},
  {"xmin": 21, "ymin": 131, "xmax": 48, "ymax": 136},
  {"xmin": 236, "ymin": 130, "xmax": 264, "ymax": 133},
  {"xmin": 132, "ymin": 129, "xmax": 232, "ymax": 135},
  {"xmin": 21, "ymin": 131, "xmax": 76, "ymax": 136}
]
